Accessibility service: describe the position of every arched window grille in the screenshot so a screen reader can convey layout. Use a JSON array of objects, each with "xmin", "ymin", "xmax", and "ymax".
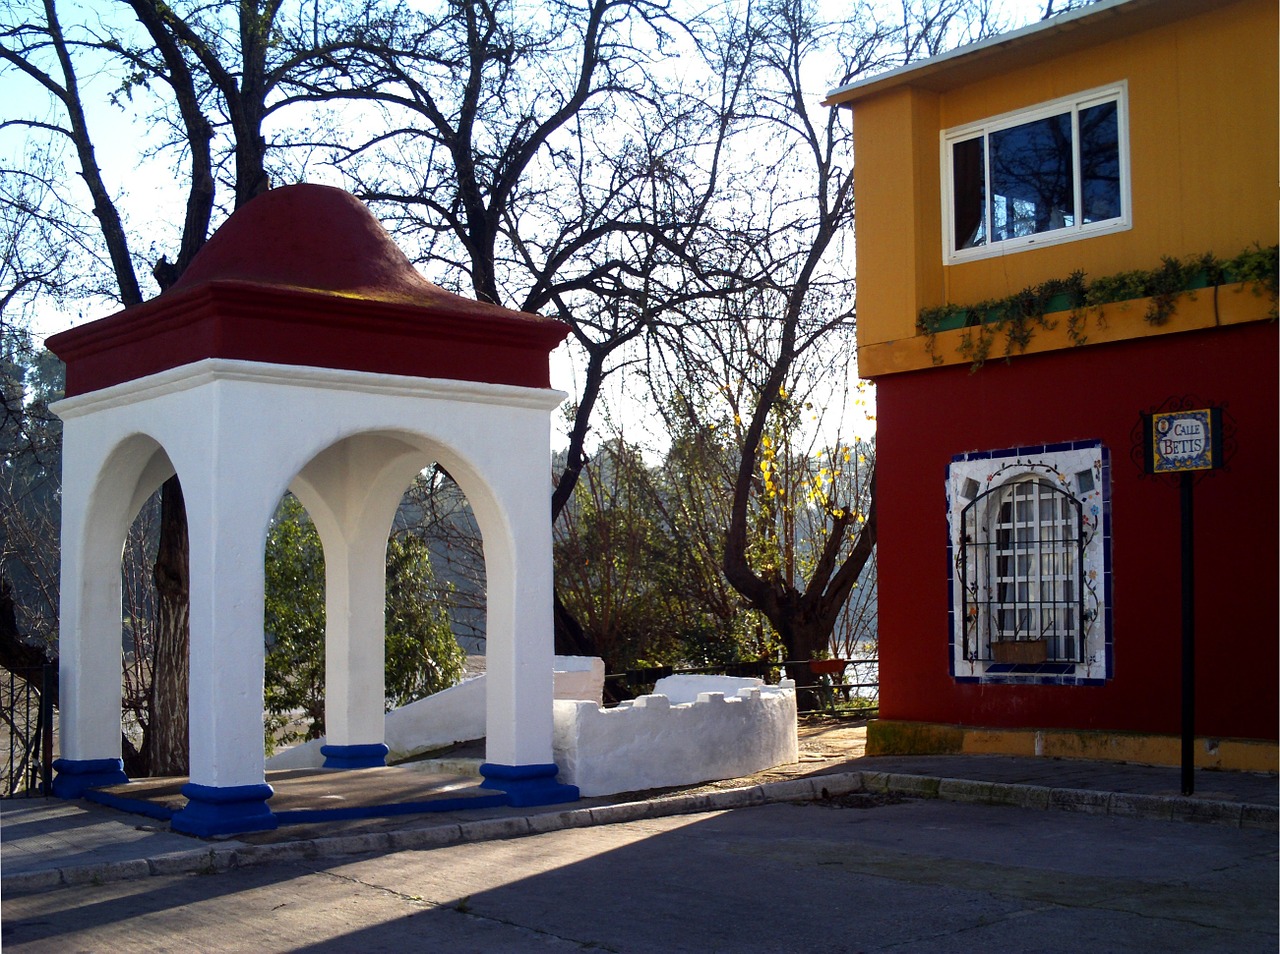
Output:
[{"xmin": 960, "ymin": 477, "xmax": 1085, "ymax": 664}]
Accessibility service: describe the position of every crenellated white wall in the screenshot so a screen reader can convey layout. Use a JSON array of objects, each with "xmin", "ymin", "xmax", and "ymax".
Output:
[
  {"xmin": 553, "ymin": 675, "xmax": 798, "ymax": 797},
  {"xmin": 270, "ymin": 667, "xmax": 798, "ymax": 801}
]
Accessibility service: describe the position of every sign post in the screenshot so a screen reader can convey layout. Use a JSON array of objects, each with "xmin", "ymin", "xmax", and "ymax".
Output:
[{"xmin": 1142, "ymin": 406, "xmax": 1223, "ymax": 796}]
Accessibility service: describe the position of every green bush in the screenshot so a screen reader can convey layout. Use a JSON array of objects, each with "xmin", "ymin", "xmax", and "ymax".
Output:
[{"xmin": 263, "ymin": 495, "xmax": 465, "ymax": 751}]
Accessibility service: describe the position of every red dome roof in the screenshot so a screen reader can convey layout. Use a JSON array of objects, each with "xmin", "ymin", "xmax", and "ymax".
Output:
[
  {"xmin": 48, "ymin": 185, "xmax": 569, "ymax": 396},
  {"xmin": 171, "ymin": 185, "xmax": 500, "ymax": 315}
]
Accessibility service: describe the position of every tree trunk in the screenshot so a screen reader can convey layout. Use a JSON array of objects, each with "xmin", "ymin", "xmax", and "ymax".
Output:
[
  {"xmin": 553, "ymin": 590, "xmax": 597, "ymax": 658},
  {"xmin": 148, "ymin": 476, "xmax": 190, "ymax": 777},
  {"xmin": 0, "ymin": 576, "xmax": 54, "ymax": 679}
]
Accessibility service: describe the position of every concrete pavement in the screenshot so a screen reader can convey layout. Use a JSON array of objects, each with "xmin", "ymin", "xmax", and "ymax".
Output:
[
  {"xmin": 3, "ymin": 722, "xmax": 1275, "ymax": 897},
  {"xmin": 3, "ymin": 795, "xmax": 1276, "ymax": 952}
]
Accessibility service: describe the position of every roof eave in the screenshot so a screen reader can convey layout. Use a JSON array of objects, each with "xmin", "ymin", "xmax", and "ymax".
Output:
[{"xmin": 823, "ymin": 0, "xmax": 1238, "ymax": 107}]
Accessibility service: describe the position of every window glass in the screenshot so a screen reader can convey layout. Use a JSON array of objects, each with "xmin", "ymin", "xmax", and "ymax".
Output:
[
  {"xmin": 990, "ymin": 112, "xmax": 1074, "ymax": 242},
  {"xmin": 952, "ymin": 136, "xmax": 985, "ymax": 249},
  {"xmin": 943, "ymin": 86, "xmax": 1127, "ymax": 262},
  {"xmin": 985, "ymin": 479, "xmax": 1080, "ymax": 648},
  {"xmin": 1079, "ymin": 100, "xmax": 1120, "ymax": 224}
]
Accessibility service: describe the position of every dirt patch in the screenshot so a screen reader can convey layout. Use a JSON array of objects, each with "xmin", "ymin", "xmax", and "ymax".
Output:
[{"xmin": 811, "ymin": 789, "xmax": 912, "ymax": 810}]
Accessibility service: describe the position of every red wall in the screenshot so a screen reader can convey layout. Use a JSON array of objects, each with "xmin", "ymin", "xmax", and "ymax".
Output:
[{"xmin": 876, "ymin": 322, "xmax": 1278, "ymax": 741}]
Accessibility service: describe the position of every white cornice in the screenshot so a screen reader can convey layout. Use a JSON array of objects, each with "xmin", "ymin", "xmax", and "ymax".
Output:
[{"xmin": 51, "ymin": 358, "xmax": 568, "ymax": 419}]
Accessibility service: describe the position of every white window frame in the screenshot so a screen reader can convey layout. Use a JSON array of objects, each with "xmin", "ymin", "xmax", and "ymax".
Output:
[
  {"xmin": 941, "ymin": 83, "xmax": 1131, "ymax": 265},
  {"xmin": 947, "ymin": 443, "xmax": 1111, "ymax": 685}
]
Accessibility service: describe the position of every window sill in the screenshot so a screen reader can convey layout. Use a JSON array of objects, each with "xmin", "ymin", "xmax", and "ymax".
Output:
[{"xmin": 945, "ymin": 219, "xmax": 1131, "ymax": 266}]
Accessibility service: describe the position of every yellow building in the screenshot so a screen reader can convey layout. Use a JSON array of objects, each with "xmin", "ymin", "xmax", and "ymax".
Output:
[{"xmin": 826, "ymin": 0, "xmax": 1277, "ymax": 769}]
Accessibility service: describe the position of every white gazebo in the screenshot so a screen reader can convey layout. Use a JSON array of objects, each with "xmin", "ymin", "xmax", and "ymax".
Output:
[{"xmin": 46, "ymin": 184, "xmax": 577, "ymax": 836}]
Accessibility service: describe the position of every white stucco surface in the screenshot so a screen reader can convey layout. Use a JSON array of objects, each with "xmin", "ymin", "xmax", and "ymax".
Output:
[
  {"xmin": 652, "ymin": 674, "xmax": 764, "ymax": 705},
  {"xmin": 267, "ymin": 656, "xmax": 606, "ymax": 770},
  {"xmin": 54, "ymin": 359, "xmax": 565, "ymax": 791},
  {"xmin": 552, "ymin": 677, "xmax": 799, "ymax": 798}
]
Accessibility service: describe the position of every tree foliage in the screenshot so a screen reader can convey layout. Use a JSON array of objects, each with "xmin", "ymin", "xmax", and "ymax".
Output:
[
  {"xmin": 383, "ymin": 532, "xmax": 466, "ymax": 707},
  {"xmin": 554, "ymin": 437, "xmax": 780, "ymax": 672},
  {"xmin": 263, "ymin": 494, "xmax": 465, "ymax": 749},
  {"xmin": 552, "ymin": 419, "xmax": 878, "ymax": 675},
  {"xmin": 0, "ymin": 325, "xmax": 62, "ymax": 659},
  {"xmin": 263, "ymin": 495, "xmax": 329, "ymax": 746}
]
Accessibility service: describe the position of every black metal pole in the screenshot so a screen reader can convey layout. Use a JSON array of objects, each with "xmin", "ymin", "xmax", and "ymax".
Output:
[
  {"xmin": 1180, "ymin": 471, "xmax": 1195, "ymax": 796},
  {"xmin": 40, "ymin": 663, "xmax": 56, "ymax": 797}
]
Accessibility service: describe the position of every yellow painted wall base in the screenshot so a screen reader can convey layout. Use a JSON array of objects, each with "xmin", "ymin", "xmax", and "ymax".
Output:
[{"xmin": 867, "ymin": 720, "xmax": 1279, "ymax": 774}]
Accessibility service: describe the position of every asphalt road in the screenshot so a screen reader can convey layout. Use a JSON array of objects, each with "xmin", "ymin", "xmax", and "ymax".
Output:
[{"xmin": 4, "ymin": 797, "xmax": 1276, "ymax": 953}]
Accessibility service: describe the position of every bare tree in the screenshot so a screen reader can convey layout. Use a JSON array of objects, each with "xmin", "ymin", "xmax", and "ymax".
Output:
[
  {"xmin": 1, "ymin": 0, "xmax": 1048, "ymax": 734},
  {"xmin": 293, "ymin": 0, "xmax": 746, "ymax": 508},
  {"xmin": 0, "ymin": 324, "xmax": 62, "ymax": 672},
  {"xmin": 272, "ymin": 0, "xmax": 764, "ymax": 651},
  {"xmin": 0, "ymin": 0, "xmax": 397, "ymax": 774},
  {"xmin": 642, "ymin": 0, "xmax": 1007, "ymax": 675},
  {"xmin": 1041, "ymin": 0, "xmax": 1101, "ymax": 19}
]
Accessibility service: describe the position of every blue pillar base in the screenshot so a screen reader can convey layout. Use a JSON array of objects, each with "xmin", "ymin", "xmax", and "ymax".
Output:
[
  {"xmin": 170, "ymin": 782, "xmax": 277, "ymax": 837},
  {"xmin": 479, "ymin": 763, "xmax": 579, "ymax": 807},
  {"xmin": 321, "ymin": 742, "xmax": 389, "ymax": 769},
  {"xmin": 52, "ymin": 758, "xmax": 129, "ymax": 798}
]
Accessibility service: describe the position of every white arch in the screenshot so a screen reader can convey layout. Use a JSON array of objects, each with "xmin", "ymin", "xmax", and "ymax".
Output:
[
  {"xmin": 287, "ymin": 432, "xmax": 473, "ymax": 762},
  {"xmin": 53, "ymin": 359, "xmax": 568, "ymax": 829},
  {"xmin": 57, "ymin": 432, "xmax": 173, "ymax": 772}
]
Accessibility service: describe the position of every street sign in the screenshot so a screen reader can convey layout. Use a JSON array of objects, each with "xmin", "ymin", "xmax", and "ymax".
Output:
[
  {"xmin": 1138, "ymin": 401, "xmax": 1227, "ymax": 796},
  {"xmin": 1143, "ymin": 407, "xmax": 1223, "ymax": 474}
]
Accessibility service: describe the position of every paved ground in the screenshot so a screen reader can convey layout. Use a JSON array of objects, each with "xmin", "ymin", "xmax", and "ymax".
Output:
[
  {"xmin": 4, "ymin": 798, "xmax": 1276, "ymax": 952},
  {"xmin": 2, "ymin": 721, "xmax": 1276, "ymax": 952}
]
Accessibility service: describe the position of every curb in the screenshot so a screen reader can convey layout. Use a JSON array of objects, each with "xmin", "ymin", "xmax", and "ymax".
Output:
[{"xmin": 5, "ymin": 770, "xmax": 1275, "ymax": 894}]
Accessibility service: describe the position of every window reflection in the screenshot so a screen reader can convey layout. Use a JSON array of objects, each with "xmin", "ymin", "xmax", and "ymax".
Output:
[
  {"xmin": 1080, "ymin": 101, "xmax": 1120, "ymax": 224},
  {"xmin": 990, "ymin": 112, "xmax": 1074, "ymax": 241},
  {"xmin": 946, "ymin": 89, "xmax": 1125, "ymax": 259},
  {"xmin": 953, "ymin": 136, "xmax": 985, "ymax": 249}
]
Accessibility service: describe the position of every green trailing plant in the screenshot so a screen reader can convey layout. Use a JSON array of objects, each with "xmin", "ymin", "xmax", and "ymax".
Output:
[
  {"xmin": 1085, "ymin": 253, "xmax": 1215, "ymax": 325},
  {"xmin": 1225, "ymin": 244, "xmax": 1280, "ymax": 315},
  {"xmin": 920, "ymin": 274, "xmax": 1081, "ymax": 366},
  {"xmin": 918, "ymin": 245, "xmax": 1279, "ymax": 369}
]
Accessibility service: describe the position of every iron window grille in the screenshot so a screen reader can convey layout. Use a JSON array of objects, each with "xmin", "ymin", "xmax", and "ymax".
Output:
[{"xmin": 960, "ymin": 477, "xmax": 1085, "ymax": 664}]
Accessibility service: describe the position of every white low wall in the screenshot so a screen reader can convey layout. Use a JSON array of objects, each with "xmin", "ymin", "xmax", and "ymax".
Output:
[
  {"xmin": 553, "ymin": 675, "xmax": 798, "ymax": 798},
  {"xmin": 267, "ymin": 655, "xmax": 605, "ymax": 770}
]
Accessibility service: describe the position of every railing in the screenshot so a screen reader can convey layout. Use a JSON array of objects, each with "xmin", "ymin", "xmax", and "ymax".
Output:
[
  {"xmin": 1, "ymin": 664, "xmax": 56, "ymax": 797},
  {"xmin": 800, "ymin": 658, "xmax": 881, "ymax": 716},
  {"xmin": 603, "ymin": 658, "xmax": 879, "ymax": 716}
]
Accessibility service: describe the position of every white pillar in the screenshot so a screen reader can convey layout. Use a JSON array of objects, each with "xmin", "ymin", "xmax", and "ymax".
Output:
[
  {"xmin": 172, "ymin": 400, "xmax": 277, "ymax": 835},
  {"xmin": 51, "ymin": 427, "xmax": 160, "ymax": 796},
  {"xmin": 320, "ymin": 523, "xmax": 389, "ymax": 763},
  {"xmin": 482, "ymin": 494, "xmax": 556, "ymax": 768},
  {"xmin": 51, "ymin": 441, "xmax": 126, "ymax": 792},
  {"xmin": 182, "ymin": 477, "xmax": 270, "ymax": 787},
  {"xmin": 292, "ymin": 435, "xmax": 424, "ymax": 768},
  {"xmin": 469, "ymin": 411, "xmax": 577, "ymax": 805}
]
